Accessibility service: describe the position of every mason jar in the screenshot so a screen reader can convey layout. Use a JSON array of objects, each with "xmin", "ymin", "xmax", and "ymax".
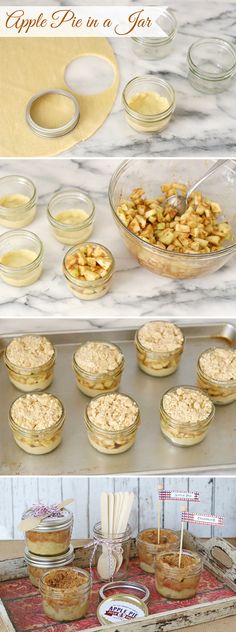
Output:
[
  {"xmin": 47, "ymin": 188, "xmax": 95, "ymax": 245},
  {"xmin": 160, "ymin": 385, "xmax": 215, "ymax": 447},
  {"xmin": 73, "ymin": 342, "xmax": 124, "ymax": 397},
  {"xmin": 187, "ymin": 37, "xmax": 236, "ymax": 94},
  {"xmin": 197, "ymin": 348, "xmax": 236, "ymax": 406},
  {"xmin": 25, "ymin": 544, "xmax": 75, "ymax": 587},
  {"xmin": 132, "ymin": 10, "xmax": 177, "ymax": 60},
  {"xmin": 135, "ymin": 322, "xmax": 184, "ymax": 377},
  {"xmin": 93, "ymin": 522, "xmax": 132, "ymax": 582},
  {"xmin": 63, "ymin": 242, "xmax": 115, "ymax": 300},
  {"xmin": 122, "ymin": 76, "xmax": 175, "ymax": 133},
  {"xmin": 84, "ymin": 393, "xmax": 140, "ymax": 455},
  {"xmin": 155, "ymin": 550, "xmax": 202, "ymax": 600},
  {"xmin": 0, "ymin": 175, "xmax": 37, "ymax": 229},
  {"xmin": 9, "ymin": 393, "xmax": 65, "ymax": 455},
  {"xmin": 137, "ymin": 528, "xmax": 180, "ymax": 574},
  {"xmin": 0, "ymin": 230, "xmax": 43, "ymax": 287},
  {"xmin": 40, "ymin": 567, "xmax": 91, "ymax": 621},
  {"xmin": 4, "ymin": 336, "xmax": 56, "ymax": 392},
  {"xmin": 23, "ymin": 506, "xmax": 73, "ymax": 555}
]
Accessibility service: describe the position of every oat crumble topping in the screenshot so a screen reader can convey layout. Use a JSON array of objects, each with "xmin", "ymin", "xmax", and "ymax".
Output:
[
  {"xmin": 138, "ymin": 321, "xmax": 183, "ymax": 352},
  {"xmin": 75, "ymin": 342, "xmax": 123, "ymax": 374},
  {"xmin": 6, "ymin": 336, "xmax": 54, "ymax": 368},
  {"xmin": 11, "ymin": 393, "xmax": 63, "ymax": 430},
  {"xmin": 87, "ymin": 393, "xmax": 139, "ymax": 430},
  {"xmin": 199, "ymin": 347, "xmax": 236, "ymax": 382},
  {"xmin": 163, "ymin": 387, "xmax": 212, "ymax": 424},
  {"xmin": 44, "ymin": 569, "xmax": 87, "ymax": 589}
]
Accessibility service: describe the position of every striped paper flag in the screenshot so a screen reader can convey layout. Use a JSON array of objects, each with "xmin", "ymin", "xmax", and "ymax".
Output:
[
  {"xmin": 159, "ymin": 490, "xmax": 200, "ymax": 502},
  {"xmin": 182, "ymin": 511, "xmax": 224, "ymax": 527}
]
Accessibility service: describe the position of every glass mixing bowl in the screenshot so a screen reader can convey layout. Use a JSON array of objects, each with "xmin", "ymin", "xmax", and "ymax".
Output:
[{"xmin": 108, "ymin": 159, "xmax": 236, "ymax": 279}]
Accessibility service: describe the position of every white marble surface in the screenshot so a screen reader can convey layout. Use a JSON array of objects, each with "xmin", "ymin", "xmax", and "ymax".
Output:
[
  {"xmin": 3, "ymin": 1, "xmax": 236, "ymax": 157},
  {"xmin": 0, "ymin": 157, "xmax": 236, "ymax": 318}
]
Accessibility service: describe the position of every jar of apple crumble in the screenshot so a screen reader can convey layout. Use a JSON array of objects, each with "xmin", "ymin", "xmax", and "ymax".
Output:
[
  {"xmin": 40, "ymin": 567, "xmax": 91, "ymax": 622},
  {"xmin": 0, "ymin": 175, "xmax": 37, "ymax": 228},
  {"xmin": 63, "ymin": 242, "xmax": 115, "ymax": 300},
  {"xmin": 197, "ymin": 347, "xmax": 236, "ymax": 406},
  {"xmin": 84, "ymin": 392, "xmax": 140, "ymax": 454},
  {"xmin": 93, "ymin": 522, "xmax": 132, "ymax": 582},
  {"xmin": 23, "ymin": 505, "xmax": 73, "ymax": 555},
  {"xmin": 137, "ymin": 529, "xmax": 180, "ymax": 574},
  {"xmin": 155, "ymin": 550, "xmax": 202, "ymax": 600},
  {"xmin": 4, "ymin": 335, "xmax": 56, "ymax": 392},
  {"xmin": 25, "ymin": 544, "xmax": 75, "ymax": 587},
  {"xmin": 135, "ymin": 321, "xmax": 184, "ymax": 377},
  {"xmin": 73, "ymin": 341, "xmax": 124, "ymax": 397},
  {"xmin": 47, "ymin": 188, "xmax": 95, "ymax": 245},
  {"xmin": 160, "ymin": 386, "xmax": 215, "ymax": 446},
  {"xmin": 9, "ymin": 392, "xmax": 65, "ymax": 455}
]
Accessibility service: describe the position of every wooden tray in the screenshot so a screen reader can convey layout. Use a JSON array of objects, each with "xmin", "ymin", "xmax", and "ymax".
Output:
[{"xmin": 1, "ymin": 533, "xmax": 236, "ymax": 631}]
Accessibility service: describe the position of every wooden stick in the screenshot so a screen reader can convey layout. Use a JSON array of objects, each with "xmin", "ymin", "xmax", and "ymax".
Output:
[
  {"xmin": 157, "ymin": 484, "xmax": 163, "ymax": 545},
  {"xmin": 178, "ymin": 504, "xmax": 187, "ymax": 568}
]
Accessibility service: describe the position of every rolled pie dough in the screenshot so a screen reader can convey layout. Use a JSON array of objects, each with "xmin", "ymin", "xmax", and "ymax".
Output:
[{"xmin": 0, "ymin": 38, "xmax": 119, "ymax": 157}]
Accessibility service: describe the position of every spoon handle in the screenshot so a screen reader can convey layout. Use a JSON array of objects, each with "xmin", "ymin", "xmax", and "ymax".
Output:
[{"xmin": 187, "ymin": 159, "xmax": 228, "ymax": 199}]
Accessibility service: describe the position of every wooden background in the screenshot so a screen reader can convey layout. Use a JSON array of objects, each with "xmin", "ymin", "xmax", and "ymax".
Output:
[{"xmin": 0, "ymin": 477, "xmax": 235, "ymax": 540}]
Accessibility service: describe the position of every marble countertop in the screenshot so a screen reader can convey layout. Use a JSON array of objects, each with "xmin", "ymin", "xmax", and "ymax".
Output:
[
  {"xmin": 0, "ymin": 157, "xmax": 236, "ymax": 318},
  {"xmin": 4, "ymin": 1, "xmax": 236, "ymax": 157}
]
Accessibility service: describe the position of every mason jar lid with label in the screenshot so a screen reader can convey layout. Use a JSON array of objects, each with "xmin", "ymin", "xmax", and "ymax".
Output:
[{"xmin": 97, "ymin": 593, "xmax": 148, "ymax": 625}]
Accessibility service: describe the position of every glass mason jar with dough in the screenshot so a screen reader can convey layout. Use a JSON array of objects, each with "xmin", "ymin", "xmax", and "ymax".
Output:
[
  {"xmin": 135, "ymin": 321, "xmax": 184, "ymax": 377},
  {"xmin": 84, "ymin": 392, "xmax": 141, "ymax": 455},
  {"xmin": 4, "ymin": 335, "xmax": 56, "ymax": 392},
  {"xmin": 0, "ymin": 230, "xmax": 43, "ymax": 287},
  {"xmin": 47, "ymin": 188, "xmax": 95, "ymax": 245},
  {"xmin": 137, "ymin": 528, "xmax": 180, "ymax": 574},
  {"xmin": 9, "ymin": 392, "xmax": 65, "ymax": 455},
  {"xmin": 0, "ymin": 175, "xmax": 37, "ymax": 228},
  {"xmin": 63, "ymin": 242, "xmax": 115, "ymax": 300},
  {"xmin": 122, "ymin": 76, "xmax": 175, "ymax": 133},
  {"xmin": 40, "ymin": 567, "xmax": 91, "ymax": 622},
  {"xmin": 73, "ymin": 341, "xmax": 124, "ymax": 397}
]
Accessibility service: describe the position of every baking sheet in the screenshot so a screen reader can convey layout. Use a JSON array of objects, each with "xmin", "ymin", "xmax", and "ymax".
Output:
[
  {"xmin": 0, "ymin": 558, "xmax": 235, "ymax": 632},
  {"xmin": 0, "ymin": 323, "xmax": 236, "ymax": 476}
]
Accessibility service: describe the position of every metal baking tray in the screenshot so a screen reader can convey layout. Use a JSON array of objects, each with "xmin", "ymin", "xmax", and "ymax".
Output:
[{"xmin": 1, "ymin": 322, "xmax": 236, "ymax": 476}]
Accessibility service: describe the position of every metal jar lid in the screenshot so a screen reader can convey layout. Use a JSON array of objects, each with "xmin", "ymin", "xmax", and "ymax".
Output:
[
  {"xmin": 24, "ymin": 544, "xmax": 74, "ymax": 568},
  {"xmin": 97, "ymin": 593, "xmax": 148, "ymax": 625},
  {"xmin": 22, "ymin": 507, "xmax": 73, "ymax": 532},
  {"xmin": 26, "ymin": 89, "xmax": 80, "ymax": 138},
  {"xmin": 99, "ymin": 581, "xmax": 150, "ymax": 604}
]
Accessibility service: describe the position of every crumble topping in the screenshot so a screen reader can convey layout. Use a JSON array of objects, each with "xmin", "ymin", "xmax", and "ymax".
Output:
[
  {"xmin": 87, "ymin": 393, "xmax": 139, "ymax": 431},
  {"xmin": 138, "ymin": 321, "xmax": 183, "ymax": 352},
  {"xmin": 162, "ymin": 387, "xmax": 213, "ymax": 424},
  {"xmin": 6, "ymin": 335, "xmax": 54, "ymax": 368},
  {"xmin": 44, "ymin": 569, "xmax": 87, "ymax": 589},
  {"xmin": 75, "ymin": 342, "xmax": 123, "ymax": 374},
  {"xmin": 161, "ymin": 553, "xmax": 198, "ymax": 569},
  {"xmin": 199, "ymin": 347, "xmax": 236, "ymax": 382},
  {"xmin": 11, "ymin": 393, "xmax": 63, "ymax": 430}
]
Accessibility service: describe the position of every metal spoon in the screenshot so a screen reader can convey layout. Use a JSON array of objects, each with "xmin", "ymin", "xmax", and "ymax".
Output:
[{"xmin": 167, "ymin": 159, "xmax": 227, "ymax": 215}]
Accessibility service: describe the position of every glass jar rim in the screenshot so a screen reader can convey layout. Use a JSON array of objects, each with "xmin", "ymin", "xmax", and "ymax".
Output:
[
  {"xmin": 73, "ymin": 341, "xmax": 124, "ymax": 377},
  {"xmin": 137, "ymin": 528, "xmax": 179, "ymax": 549},
  {"xmin": 156, "ymin": 549, "xmax": 202, "ymax": 571},
  {"xmin": 132, "ymin": 9, "xmax": 177, "ymax": 46},
  {"xmin": 188, "ymin": 38, "xmax": 236, "ymax": 80},
  {"xmin": 4, "ymin": 337, "xmax": 56, "ymax": 373},
  {"xmin": 9, "ymin": 392, "xmax": 65, "ymax": 436},
  {"xmin": 0, "ymin": 230, "xmax": 43, "ymax": 273},
  {"xmin": 85, "ymin": 392, "xmax": 140, "ymax": 435},
  {"xmin": 109, "ymin": 159, "xmax": 236, "ymax": 260},
  {"xmin": 197, "ymin": 347, "xmax": 236, "ymax": 386},
  {"xmin": 0, "ymin": 175, "xmax": 37, "ymax": 212},
  {"xmin": 47, "ymin": 188, "xmax": 95, "ymax": 230},
  {"xmin": 63, "ymin": 242, "xmax": 115, "ymax": 287},
  {"xmin": 123, "ymin": 76, "xmax": 175, "ymax": 122},
  {"xmin": 135, "ymin": 322, "xmax": 184, "ymax": 355},
  {"xmin": 25, "ymin": 544, "xmax": 74, "ymax": 565},
  {"xmin": 93, "ymin": 520, "xmax": 132, "ymax": 542},
  {"xmin": 161, "ymin": 384, "xmax": 215, "ymax": 425},
  {"xmin": 40, "ymin": 567, "xmax": 91, "ymax": 596}
]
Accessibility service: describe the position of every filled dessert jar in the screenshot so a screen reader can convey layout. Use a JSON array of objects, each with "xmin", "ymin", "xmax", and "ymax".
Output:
[
  {"xmin": 93, "ymin": 522, "xmax": 132, "ymax": 582},
  {"xmin": 25, "ymin": 544, "xmax": 75, "ymax": 588},
  {"xmin": 23, "ymin": 504, "xmax": 73, "ymax": 556},
  {"xmin": 197, "ymin": 347, "xmax": 236, "ymax": 405},
  {"xmin": 84, "ymin": 392, "xmax": 140, "ymax": 454},
  {"xmin": 9, "ymin": 392, "xmax": 65, "ymax": 455},
  {"xmin": 155, "ymin": 550, "xmax": 202, "ymax": 600},
  {"xmin": 63, "ymin": 242, "xmax": 115, "ymax": 300},
  {"xmin": 135, "ymin": 321, "xmax": 184, "ymax": 376},
  {"xmin": 47, "ymin": 188, "xmax": 95, "ymax": 246},
  {"xmin": 4, "ymin": 335, "xmax": 56, "ymax": 392},
  {"xmin": 73, "ymin": 341, "xmax": 124, "ymax": 397},
  {"xmin": 160, "ymin": 386, "xmax": 215, "ymax": 446},
  {"xmin": 137, "ymin": 528, "xmax": 180, "ymax": 574},
  {"xmin": 122, "ymin": 76, "xmax": 175, "ymax": 133},
  {"xmin": 0, "ymin": 230, "xmax": 43, "ymax": 287},
  {"xmin": 40, "ymin": 567, "xmax": 91, "ymax": 622},
  {"xmin": 0, "ymin": 175, "xmax": 37, "ymax": 228}
]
